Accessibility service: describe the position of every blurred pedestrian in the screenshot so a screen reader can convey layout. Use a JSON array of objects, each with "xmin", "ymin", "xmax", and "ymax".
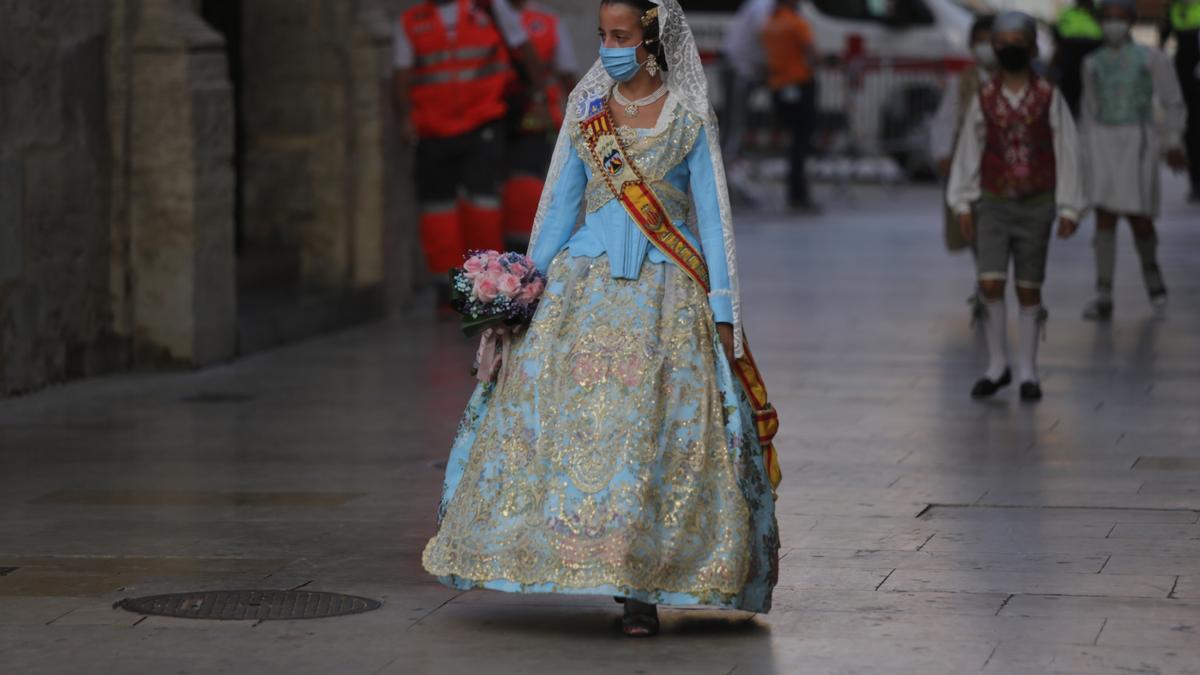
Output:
[
  {"xmin": 500, "ymin": 0, "xmax": 579, "ymax": 250},
  {"xmin": 1053, "ymin": 0, "xmax": 1103, "ymax": 117},
  {"xmin": 762, "ymin": 0, "xmax": 820, "ymax": 213},
  {"xmin": 393, "ymin": 0, "xmax": 545, "ymax": 304},
  {"xmin": 720, "ymin": 0, "xmax": 774, "ymax": 162},
  {"xmin": 1161, "ymin": 0, "xmax": 1200, "ymax": 200},
  {"xmin": 948, "ymin": 12, "xmax": 1086, "ymax": 402},
  {"xmin": 1080, "ymin": 0, "xmax": 1188, "ymax": 321},
  {"xmin": 931, "ymin": 14, "xmax": 996, "ymax": 323}
]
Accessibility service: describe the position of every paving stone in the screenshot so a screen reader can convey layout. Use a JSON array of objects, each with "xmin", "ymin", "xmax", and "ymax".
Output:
[
  {"xmin": 983, "ymin": 642, "xmax": 1200, "ymax": 674},
  {"xmin": 1096, "ymin": 618, "xmax": 1200, "ymax": 649},
  {"xmin": 999, "ymin": 594, "xmax": 1200, "ymax": 622},
  {"xmin": 921, "ymin": 505, "xmax": 1200, "ymax": 525},
  {"xmin": 1107, "ymin": 523, "xmax": 1200, "ymax": 539},
  {"xmin": 1, "ymin": 178, "xmax": 1198, "ymax": 673},
  {"xmin": 776, "ymin": 567, "xmax": 895, "ymax": 592},
  {"xmin": 782, "ymin": 588, "xmax": 1008, "ymax": 616},
  {"xmin": 880, "ymin": 569, "xmax": 1176, "ymax": 598},
  {"xmin": 792, "ymin": 548, "xmax": 1108, "ymax": 574}
]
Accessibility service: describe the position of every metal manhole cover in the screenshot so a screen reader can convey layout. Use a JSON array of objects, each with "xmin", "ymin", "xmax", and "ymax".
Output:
[{"xmin": 116, "ymin": 590, "xmax": 381, "ymax": 621}]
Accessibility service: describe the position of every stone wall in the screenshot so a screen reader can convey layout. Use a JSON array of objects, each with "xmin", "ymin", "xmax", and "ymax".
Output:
[
  {"xmin": 240, "ymin": 1, "xmax": 401, "ymax": 293},
  {"xmin": 1, "ymin": 0, "xmax": 594, "ymax": 396},
  {"xmin": 2, "ymin": 0, "xmax": 240, "ymax": 395},
  {"xmin": 0, "ymin": 3, "xmax": 118, "ymax": 394}
]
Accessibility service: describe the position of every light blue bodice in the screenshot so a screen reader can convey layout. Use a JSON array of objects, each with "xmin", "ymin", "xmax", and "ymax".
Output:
[{"xmin": 529, "ymin": 104, "xmax": 734, "ymax": 323}]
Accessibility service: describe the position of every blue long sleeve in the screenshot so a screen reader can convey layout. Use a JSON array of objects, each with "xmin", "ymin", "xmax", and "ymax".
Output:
[
  {"xmin": 530, "ymin": 146, "xmax": 587, "ymax": 275},
  {"xmin": 686, "ymin": 128, "xmax": 734, "ymax": 324}
]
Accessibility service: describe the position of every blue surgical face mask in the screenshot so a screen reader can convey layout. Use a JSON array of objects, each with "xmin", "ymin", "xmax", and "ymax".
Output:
[{"xmin": 599, "ymin": 42, "xmax": 645, "ymax": 82}]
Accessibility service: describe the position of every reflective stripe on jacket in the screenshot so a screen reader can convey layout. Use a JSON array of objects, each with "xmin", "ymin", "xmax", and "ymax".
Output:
[
  {"xmin": 1172, "ymin": 1, "xmax": 1200, "ymax": 31},
  {"xmin": 403, "ymin": 0, "xmax": 512, "ymax": 138},
  {"xmin": 1057, "ymin": 7, "xmax": 1102, "ymax": 40}
]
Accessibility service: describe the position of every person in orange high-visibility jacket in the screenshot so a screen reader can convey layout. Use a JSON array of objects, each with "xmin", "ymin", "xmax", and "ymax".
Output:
[
  {"xmin": 393, "ymin": 0, "xmax": 548, "ymax": 301},
  {"xmin": 500, "ymin": 0, "xmax": 579, "ymax": 248}
]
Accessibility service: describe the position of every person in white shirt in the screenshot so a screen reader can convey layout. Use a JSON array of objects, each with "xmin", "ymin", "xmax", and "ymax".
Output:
[
  {"xmin": 931, "ymin": 14, "xmax": 997, "ymax": 323},
  {"xmin": 947, "ymin": 12, "xmax": 1087, "ymax": 402},
  {"xmin": 719, "ymin": 0, "xmax": 775, "ymax": 162},
  {"xmin": 1079, "ymin": 0, "xmax": 1188, "ymax": 320}
]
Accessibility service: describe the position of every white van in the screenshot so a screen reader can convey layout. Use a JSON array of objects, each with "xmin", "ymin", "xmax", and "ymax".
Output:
[
  {"xmin": 689, "ymin": 0, "xmax": 975, "ymax": 61},
  {"xmin": 689, "ymin": 0, "xmax": 978, "ymax": 177}
]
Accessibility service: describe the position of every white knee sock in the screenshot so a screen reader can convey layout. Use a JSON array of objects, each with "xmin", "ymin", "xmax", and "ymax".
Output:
[
  {"xmin": 1018, "ymin": 305, "xmax": 1044, "ymax": 384},
  {"xmin": 983, "ymin": 298, "xmax": 1009, "ymax": 381}
]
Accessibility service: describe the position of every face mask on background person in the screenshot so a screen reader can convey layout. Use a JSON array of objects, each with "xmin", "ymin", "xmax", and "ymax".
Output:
[
  {"xmin": 973, "ymin": 42, "xmax": 998, "ymax": 68},
  {"xmin": 1101, "ymin": 19, "xmax": 1131, "ymax": 45},
  {"xmin": 599, "ymin": 43, "xmax": 645, "ymax": 82},
  {"xmin": 996, "ymin": 44, "xmax": 1031, "ymax": 72}
]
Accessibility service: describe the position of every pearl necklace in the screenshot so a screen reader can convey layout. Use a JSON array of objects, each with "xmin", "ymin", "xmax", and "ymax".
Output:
[{"xmin": 612, "ymin": 82, "xmax": 669, "ymax": 118}]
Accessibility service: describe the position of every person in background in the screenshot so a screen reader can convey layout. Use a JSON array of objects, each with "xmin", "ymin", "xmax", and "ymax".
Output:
[
  {"xmin": 948, "ymin": 12, "xmax": 1086, "ymax": 402},
  {"xmin": 393, "ymin": 0, "xmax": 546, "ymax": 305},
  {"xmin": 1080, "ymin": 0, "xmax": 1188, "ymax": 320},
  {"xmin": 762, "ymin": 0, "xmax": 820, "ymax": 213},
  {"xmin": 931, "ymin": 14, "xmax": 996, "ymax": 323},
  {"xmin": 719, "ymin": 0, "xmax": 774, "ymax": 163},
  {"xmin": 500, "ymin": 0, "xmax": 579, "ymax": 250},
  {"xmin": 1161, "ymin": 0, "xmax": 1200, "ymax": 200},
  {"xmin": 1053, "ymin": 0, "xmax": 1103, "ymax": 117}
]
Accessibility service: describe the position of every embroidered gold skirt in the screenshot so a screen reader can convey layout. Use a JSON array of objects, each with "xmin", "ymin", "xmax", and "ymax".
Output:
[{"xmin": 422, "ymin": 252, "xmax": 779, "ymax": 612}]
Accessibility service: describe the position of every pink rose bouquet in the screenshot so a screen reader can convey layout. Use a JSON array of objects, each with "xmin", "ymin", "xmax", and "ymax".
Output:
[{"xmin": 450, "ymin": 250, "xmax": 547, "ymax": 336}]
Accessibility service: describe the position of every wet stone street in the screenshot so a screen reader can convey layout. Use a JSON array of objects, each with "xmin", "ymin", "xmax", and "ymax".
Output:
[{"xmin": 1, "ymin": 180, "xmax": 1199, "ymax": 674}]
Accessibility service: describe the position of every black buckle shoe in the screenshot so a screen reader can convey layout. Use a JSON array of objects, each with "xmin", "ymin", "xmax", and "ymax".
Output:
[
  {"xmin": 1082, "ymin": 298, "xmax": 1113, "ymax": 321},
  {"xmin": 1020, "ymin": 381, "xmax": 1043, "ymax": 401},
  {"xmin": 971, "ymin": 368, "xmax": 1012, "ymax": 399}
]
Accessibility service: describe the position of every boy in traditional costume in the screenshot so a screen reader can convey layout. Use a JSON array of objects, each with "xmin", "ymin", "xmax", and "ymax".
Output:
[
  {"xmin": 1080, "ymin": 0, "xmax": 1189, "ymax": 320},
  {"xmin": 422, "ymin": 0, "xmax": 781, "ymax": 638},
  {"xmin": 948, "ymin": 12, "xmax": 1087, "ymax": 402}
]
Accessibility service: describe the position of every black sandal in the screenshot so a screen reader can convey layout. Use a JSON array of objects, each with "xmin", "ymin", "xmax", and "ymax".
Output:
[{"xmin": 621, "ymin": 599, "xmax": 659, "ymax": 637}]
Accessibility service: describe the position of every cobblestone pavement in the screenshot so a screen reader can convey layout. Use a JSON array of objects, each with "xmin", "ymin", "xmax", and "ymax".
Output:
[{"xmin": 1, "ymin": 180, "xmax": 1198, "ymax": 674}]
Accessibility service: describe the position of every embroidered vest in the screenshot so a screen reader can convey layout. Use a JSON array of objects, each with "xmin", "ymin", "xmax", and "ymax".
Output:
[
  {"xmin": 979, "ymin": 77, "xmax": 1057, "ymax": 199},
  {"xmin": 1091, "ymin": 44, "xmax": 1154, "ymax": 126}
]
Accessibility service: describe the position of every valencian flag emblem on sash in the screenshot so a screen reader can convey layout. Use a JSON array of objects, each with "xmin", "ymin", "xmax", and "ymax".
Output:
[{"xmin": 580, "ymin": 106, "xmax": 783, "ymax": 491}]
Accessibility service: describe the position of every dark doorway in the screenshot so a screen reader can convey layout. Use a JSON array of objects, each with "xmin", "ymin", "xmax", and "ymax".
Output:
[{"xmin": 200, "ymin": 0, "xmax": 245, "ymax": 253}]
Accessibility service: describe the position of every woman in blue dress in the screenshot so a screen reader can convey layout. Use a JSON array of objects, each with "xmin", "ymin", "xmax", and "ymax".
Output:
[{"xmin": 422, "ymin": 0, "xmax": 780, "ymax": 637}]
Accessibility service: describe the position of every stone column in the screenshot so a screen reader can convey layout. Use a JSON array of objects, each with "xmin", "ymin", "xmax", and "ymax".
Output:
[
  {"xmin": 350, "ymin": 8, "xmax": 418, "ymax": 307},
  {"xmin": 127, "ymin": 0, "xmax": 236, "ymax": 365},
  {"xmin": 240, "ymin": 0, "xmax": 355, "ymax": 291}
]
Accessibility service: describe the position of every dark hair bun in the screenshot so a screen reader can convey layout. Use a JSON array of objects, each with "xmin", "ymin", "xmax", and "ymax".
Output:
[{"xmin": 601, "ymin": 0, "xmax": 668, "ymax": 72}]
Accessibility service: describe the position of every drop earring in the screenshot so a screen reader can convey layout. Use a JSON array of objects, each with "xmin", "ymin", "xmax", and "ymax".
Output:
[{"xmin": 646, "ymin": 53, "xmax": 660, "ymax": 78}]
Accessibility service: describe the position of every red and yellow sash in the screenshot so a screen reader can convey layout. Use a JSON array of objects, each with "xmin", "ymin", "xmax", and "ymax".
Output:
[{"xmin": 580, "ymin": 107, "xmax": 782, "ymax": 490}]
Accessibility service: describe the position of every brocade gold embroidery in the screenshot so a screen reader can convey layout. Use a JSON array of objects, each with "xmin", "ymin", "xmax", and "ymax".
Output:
[{"xmin": 422, "ymin": 254, "xmax": 753, "ymax": 599}]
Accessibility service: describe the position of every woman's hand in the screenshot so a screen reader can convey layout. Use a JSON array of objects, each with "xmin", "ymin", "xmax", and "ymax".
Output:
[{"xmin": 717, "ymin": 323, "xmax": 736, "ymax": 365}]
